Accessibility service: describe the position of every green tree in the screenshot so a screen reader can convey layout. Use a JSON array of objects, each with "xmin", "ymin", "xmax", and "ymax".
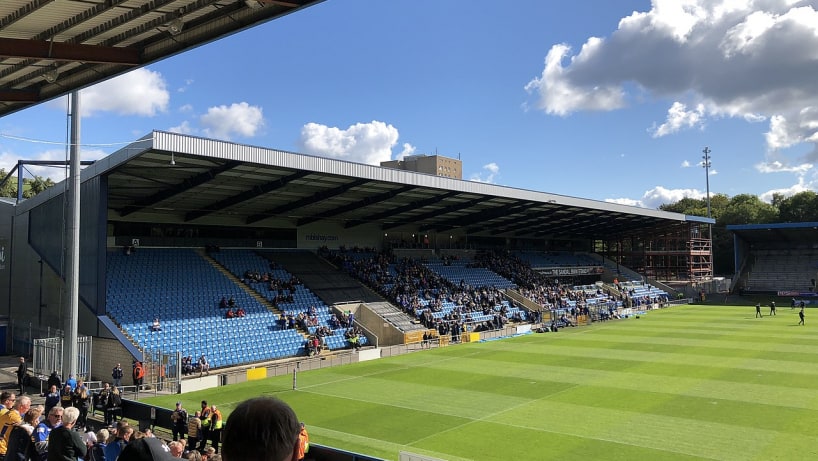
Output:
[
  {"xmin": 0, "ymin": 169, "xmax": 17, "ymax": 198},
  {"xmin": 23, "ymin": 175, "xmax": 55, "ymax": 198},
  {"xmin": 776, "ymin": 191, "xmax": 818, "ymax": 222},
  {"xmin": 719, "ymin": 194, "xmax": 778, "ymax": 225}
]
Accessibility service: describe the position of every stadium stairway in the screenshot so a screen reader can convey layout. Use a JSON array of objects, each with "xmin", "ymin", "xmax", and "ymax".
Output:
[
  {"xmin": 255, "ymin": 250, "xmax": 386, "ymax": 304},
  {"xmin": 255, "ymin": 251, "xmax": 423, "ymax": 332},
  {"xmin": 199, "ymin": 248, "xmax": 285, "ymax": 316}
]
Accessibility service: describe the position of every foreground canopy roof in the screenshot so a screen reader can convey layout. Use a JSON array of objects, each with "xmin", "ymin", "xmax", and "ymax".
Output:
[{"xmin": 0, "ymin": 0, "xmax": 323, "ymax": 117}]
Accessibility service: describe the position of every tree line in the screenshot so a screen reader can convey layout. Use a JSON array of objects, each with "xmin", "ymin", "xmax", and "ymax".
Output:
[{"xmin": 0, "ymin": 169, "xmax": 56, "ymax": 199}]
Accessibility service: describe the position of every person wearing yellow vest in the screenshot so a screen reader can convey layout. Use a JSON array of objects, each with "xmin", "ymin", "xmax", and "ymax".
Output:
[
  {"xmin": 198, "ymin": 400, "xmax": 211, "ymax": 452},
  {"xmin": 209, "ymin": 405, "xmax": 223, "ymax": 454},
  {"xmin": 296, "ymin": 422, "xmax": 310, "ymax": 461}
]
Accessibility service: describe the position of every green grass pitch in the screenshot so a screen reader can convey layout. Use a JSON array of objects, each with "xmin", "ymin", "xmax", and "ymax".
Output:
[{"xmin": 144, "ymin": 305, "xmax": 818, "ymax": 460}]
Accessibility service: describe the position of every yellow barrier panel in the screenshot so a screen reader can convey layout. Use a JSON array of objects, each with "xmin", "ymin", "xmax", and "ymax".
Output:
[
  {"xmin": 405, "ymin": 331, "xmax": 424, "ymax": 344},
  {"xmin": 247, "ymin": 367, "xmax": 266, "ymax": 381},
  {"xmin": 463, "ymin": 332, "xmax": 480, "ymax": 343}
]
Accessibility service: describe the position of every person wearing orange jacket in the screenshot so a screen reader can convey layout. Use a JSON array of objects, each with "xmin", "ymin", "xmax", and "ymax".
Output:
[
  {"xmin": 296, "ymin": 422, "xmax": 309, "ymax": 461},
  {"xmin": 132, "ymin": 361, "xmax": 145, "ymax": 387}
]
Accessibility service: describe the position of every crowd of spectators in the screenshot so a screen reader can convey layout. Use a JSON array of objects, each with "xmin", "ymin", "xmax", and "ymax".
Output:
[{"xmin": 321, "ymin": 248, "xmax": 526, "ymax": 335}]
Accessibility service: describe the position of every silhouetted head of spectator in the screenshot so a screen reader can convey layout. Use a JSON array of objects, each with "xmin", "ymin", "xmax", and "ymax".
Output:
[{"xmin": 222, "ymin": 397, "xmax": 299, "ymax": 461}]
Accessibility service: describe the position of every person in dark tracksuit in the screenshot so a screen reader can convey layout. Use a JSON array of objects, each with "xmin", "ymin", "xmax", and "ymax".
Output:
[
  {"xmin": 799, "ymin": 307, "xmax": 805, "ymax": 325},
  {"xmin": 755, "ymin": 303, "xmax": 762, "ymax": 318}
]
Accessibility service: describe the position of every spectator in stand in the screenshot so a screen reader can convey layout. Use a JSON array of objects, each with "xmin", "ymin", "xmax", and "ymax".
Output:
[
  {"xmin": 105, "ymin": 422, "xmax": 133, "ymax": 461},
  {"xmin": 47, "ymin": 371, "xmax": 62, "ymax": 391},
  {"xmin": 221, "ymin": 397, "xmax": 301, "ymax": 461},
  {"xmin": 47, "ymin": 406, "xmax": 86, "ymax": 461},
  {"xmin": 106, "ymin": 386, "xmax": 122, "ymax": 426},
  {"xmin": 198, "ymin": 355, "xmax": 210, "ymax": 376},
  {"xmin": 6, "ymin": 406, "xmax": 41, "ymax": 461},
  {"xmin": 171, "ymin": 402, "xmax": 188, "ymax": 442},
  {"xmin": 42, "ymin": 385, "xmax": 60, "ymax": 417},
  {"xmin": 34, "ymin": 405, "xmax": 64, "ymax": 459},
  {"xmin": 66, "ymin": 374, "xmax": 77, "ymax": 391},
  {"xmin": 72, "ymin": 384, "xmax": 91, "ymax": 428},
  {"xmin": 89, "ymin": 428, "xmax": 109, "ymax": 461},
  {"xmin": 187, "ymin": 411, "xmax": 202, "ymax": 454},
  {"xmin": 16, "ymin": 356, "xmax": 27, "ymax": 395},
  {"xmin": 151, "ymin": 317, "xmax": 162, "ymax": 332},
  {"xmin": 112, "ymin": 363, "xmax": 124, "ymax": 388},
  {"xmin": 60, "ymin": 384, "xmax": 74, "ymax": 408}
]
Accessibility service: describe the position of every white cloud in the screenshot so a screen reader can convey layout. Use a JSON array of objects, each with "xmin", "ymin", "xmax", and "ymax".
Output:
[
  {"xmin": 605, "ymin": 197, "xmax": 642, "ymax": 207},
  {"xmin": 80, "ymin": 68, "xmax": 170, "ymax": 117},
  {"xmin": 527, "ymin": 1, "xmax": 818, "ymax": 151},
  {"xmin": 681, "ymin": 160, "xmax": 691, "ymax": 167},
  {"xmin": 168, "ymin": 120, "xmax": 194, "ymax": 135},
  {"xmin": 755, "ymin": 160, "xmax": 813, "ymax": 174},
  {"xmin": 607, "ymin": 185, "xmax": 706, "ymax": 209},
  {"xmin": 298, "ymin": 120, "xmax": 403, "ymax": 165},
  {"xmin": 524, "ymin": 42, "xmax": 625, "ymax": 115},
  {"xmin": 178, "ymin": 79, "xmax": 194, "ymax": 93},
  {"xmin": 200, "ymin": 102, "xmax": 264, "ymax": 140},
  {"xmin": 759, "ymin": 177, "xmax": 811, "ymax": 203},
  {"xmin": 651, "ymin": 102, "xmax": 705, "ymax": 137},
  {"xmin": 469, "ymin": 162, "xmax": 500, "ymax": 183},
  {"xmin": 395, "ymin": 143, "xmax": 416, "ymax": 161}
]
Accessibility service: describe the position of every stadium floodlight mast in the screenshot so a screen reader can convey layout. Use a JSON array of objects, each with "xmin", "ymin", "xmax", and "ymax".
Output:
[{"xmin": 702, "ymin": 146, "xmax": 712, "ymax": 219}]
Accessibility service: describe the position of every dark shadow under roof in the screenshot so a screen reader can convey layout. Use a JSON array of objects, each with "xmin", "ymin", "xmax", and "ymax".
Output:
[{"xmin": 728, "ymin": 222, "xmax": 818, "ymax": 246}]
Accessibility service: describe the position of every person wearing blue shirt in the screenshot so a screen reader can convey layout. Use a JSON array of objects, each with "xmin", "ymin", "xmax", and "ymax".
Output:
[{"xmin": 65, "ymin": 374, "xmax": 77, "ymax": 391}]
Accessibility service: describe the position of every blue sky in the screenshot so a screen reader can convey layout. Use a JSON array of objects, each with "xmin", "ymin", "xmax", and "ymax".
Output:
[{"xmin": 1, "ymin": 0, "xmax": 817, "ymax": 209}]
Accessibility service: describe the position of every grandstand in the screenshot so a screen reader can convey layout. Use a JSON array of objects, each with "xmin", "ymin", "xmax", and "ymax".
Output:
[
  {"xmin": 1, "ymin": 130, "xmax": 711, "ymax": 387},
  {"xmin": 729, "ymin": 222, "xmax": 818, "ymax": 295}
]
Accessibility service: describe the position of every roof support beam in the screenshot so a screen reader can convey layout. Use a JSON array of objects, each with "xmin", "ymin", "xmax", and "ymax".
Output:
[
  {"xmin": 0, "ymin": 89, "xmax": 39, "ymax": 102},
  {"xmin": 247, "ymin": 178, "xmax": 369, "ymax": 225},
  {"xmin": 186, "ymin": 170, "xmax": 312, "ymax": 222},
  {"xmin": 382, "ymin": 197, "xmax": 486, "ymax": 231},
  {"xmin": 0, "ymin": 38, "xmax": 141, "ymax": 65},
  {"xmin": 345, "ymin": 191, "xmax": 460, "ymax": 229},
  {"xmin": 297, "ymin": 185, "xmax": 415, "ymax": 227},
  {"xmin": 120, "ymin": 160, "xmax": 242, "ymax": 217}
]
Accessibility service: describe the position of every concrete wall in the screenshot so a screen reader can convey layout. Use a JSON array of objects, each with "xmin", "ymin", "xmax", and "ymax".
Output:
[
  {"xmin": 353, "ymin": 303, "xmax": 405, "ymax": 347},
  {"xmin": 91, "ymin": 336, "xmax": 138, "ymax": 383}
]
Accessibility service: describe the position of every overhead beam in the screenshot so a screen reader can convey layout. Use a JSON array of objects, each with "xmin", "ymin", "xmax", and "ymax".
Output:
[
  {"xmin": 0, "ymin": 90, "xmax": 39, "ymax": 102},
  {"xmin": 382, "ymin": 197, "xmax": 487, "ymax": 231},
  {"xmin": 297, "ymin": 185, "xmax": 415, "ymax": 227},
  {"xmin": 0, "ymin": 38, "xmax": 141, "ymax": 65},
  {"xmin": 120, "ymin": 160, "xmax": 242, "ymax": 217},
  {"xmin": 345, "ymin": 191, "xmax": 460, "ymax": 229},
  {"xmin": 256, "ymin": 0, "xmax": 302, "ymax": 7},
  {"xmin": 186, "ymin": 169, "xmax": 312, "ymax": 222},
  {"xmin": 247, "ymin": 178, "xmax": 369, "ymax": 225}
]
